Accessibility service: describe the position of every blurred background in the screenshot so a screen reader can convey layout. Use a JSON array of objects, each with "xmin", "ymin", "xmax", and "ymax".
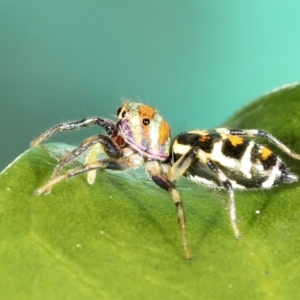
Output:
[{"xmin": 1, "ymin": 0, "xmax": 300, "ymax": 170}]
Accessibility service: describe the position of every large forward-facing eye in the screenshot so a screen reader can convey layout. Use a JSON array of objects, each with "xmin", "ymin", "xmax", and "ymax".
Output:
[{"xmin": 142, "ymin": 118, "xmax": 150, "ymax": 126}]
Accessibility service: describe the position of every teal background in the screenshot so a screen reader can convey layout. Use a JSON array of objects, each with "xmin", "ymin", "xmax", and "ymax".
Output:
[{"xmin": 1, "ymin": 0, "xmax": 300, "ymax": 170}]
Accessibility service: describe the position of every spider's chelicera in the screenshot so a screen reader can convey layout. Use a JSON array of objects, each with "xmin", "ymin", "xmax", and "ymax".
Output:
[{"xmin": 32, "ymin": 101, "xmax": 300, "ymax": 260}]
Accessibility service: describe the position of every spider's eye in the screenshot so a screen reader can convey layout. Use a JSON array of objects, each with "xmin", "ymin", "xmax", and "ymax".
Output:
[
  {"xmin": 117, "ymin": 107, "xmax": 122, "ymax": 116},
  {"xmin": 117, "ymin": 107, "xmax": 127, "ymax": 118},
  {"xmin": 142, "ymin": 118, "xmax": 150, "ymax": 126}
]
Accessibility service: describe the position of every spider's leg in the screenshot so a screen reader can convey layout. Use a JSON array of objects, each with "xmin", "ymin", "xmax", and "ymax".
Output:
[
  {"xmin": 170, "ymin": 144, "xmax": 241, "ymax": 243},
  {"xmin": 31, "ymin": 117, "xmax": 116, "ymax": 146},
  {"xmin": 40, "ymin": 134, "xmax": 122, "ymax": 194},
  {"xmin": 145, "ymin": 161, "xmax": 191, "ymax": 260},
  {"xmin": 206, "ymin": 160, "xmax": 242, "ymax": 239},
  {"xmin": 50, "ymin": 134, "xmax": 121, "ymax": 179},
  {"xmin": 217, "ymin": 128, "xmax": 300, "ymax": 160},
  {"xmin": 168, "ymin": 147, "xmax": 199, "ymax": 181},
  {"xmin": 35, "ymin": 153, "xmax": 143, "ymax": 196}
]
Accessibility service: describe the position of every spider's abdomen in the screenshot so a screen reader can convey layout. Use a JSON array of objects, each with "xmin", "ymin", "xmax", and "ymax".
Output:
[{"xmin": 172, "ymin": 130, "xmax": 298, "ymax": 190}]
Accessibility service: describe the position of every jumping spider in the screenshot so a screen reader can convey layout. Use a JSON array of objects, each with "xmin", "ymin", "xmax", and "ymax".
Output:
[{"xmin": 32, "ymin": 101, "xmax": 300, "ymax": 260}]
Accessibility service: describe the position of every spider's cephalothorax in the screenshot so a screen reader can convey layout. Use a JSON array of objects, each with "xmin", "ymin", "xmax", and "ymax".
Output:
[
  {"xmin": 170, "ymin": 128, "xmax": 300, "ymax": 239},
  {"xmin": 116, "ymin": 102, "xmax": 171, "ymax": 160}
]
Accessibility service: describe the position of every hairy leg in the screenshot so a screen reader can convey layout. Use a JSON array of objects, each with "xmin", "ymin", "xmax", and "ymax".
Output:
[
  {"xmin": 146, "ymin": 161, "xmax": 191, "ymax": 260},
  {"xmin": 217, "ymin": 128, "xmax": 300, "ymax": 160},
  {"xmin": 31, "ymin": 117, "xmax": 116, "ymax": 146},
  {"xmin": 35, "ymin": 153, "xmax": 143, "ymax": 196},
  {"xmin": 49, "ymin": 134, "xmax": 122, "ymax": 181}
]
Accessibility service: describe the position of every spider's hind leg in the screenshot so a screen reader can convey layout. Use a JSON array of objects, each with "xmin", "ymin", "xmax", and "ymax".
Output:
[
  {"xmin": 206, "ymin": 160, "xmax": 242, "ymax": 239},
  {"xmin": 219, "ymin": 128, "xmax": 300, "ymax": 160}
]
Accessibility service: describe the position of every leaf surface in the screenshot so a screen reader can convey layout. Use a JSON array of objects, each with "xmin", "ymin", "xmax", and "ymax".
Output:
[{"xmin": 1, "ymin": 84, "xmax": 300, "ymax": 299}]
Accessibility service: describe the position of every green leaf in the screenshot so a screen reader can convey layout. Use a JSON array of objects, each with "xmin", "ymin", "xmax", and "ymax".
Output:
[{"xmin": 1, "ymin": 83, "xmax": 300, "ymax": 299}]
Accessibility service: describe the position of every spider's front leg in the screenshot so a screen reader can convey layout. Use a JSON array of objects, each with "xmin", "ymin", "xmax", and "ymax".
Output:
[
  {"xmin": 31, "ymin": 117, "xmax": 117, "ymax": 146},
  {"xmin": 38, "ymin": 134, "xmax": 122, "ymax": 195},
  {"xmin": 145, "ymin": 160, "xmax": 192, "ymax": 260},
  {"xmin": 51, "ymin": 134, "xmax": 122, "ymax": 178},
  {"xmin": 35, "ymin": 148, "xmax": 144, "ymax": 196}
]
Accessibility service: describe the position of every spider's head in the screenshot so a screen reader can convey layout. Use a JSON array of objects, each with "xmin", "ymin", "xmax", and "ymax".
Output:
[{"xmin": 116, "ymin": 102, "xmax": 171, "ymax": 160}]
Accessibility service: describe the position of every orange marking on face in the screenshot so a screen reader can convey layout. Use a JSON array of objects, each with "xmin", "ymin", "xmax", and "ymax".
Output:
[
  {"xmin": 139, "ymin": 105, "xmax": 156, "ymax": 121},
  {"xmin": 199, "ymin": 135, "xmax": 211, "ymax": 142},
  {"xmin": 227, "ymin": 135, "xmax": 244, "ymax": 147},
  {"xmin": 158, "ymin": 120, "xmax": 171, "ymax": 145},
  {"xmin": 261, "ymin": 147, "xmax": 273, "ymax": 160}
]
